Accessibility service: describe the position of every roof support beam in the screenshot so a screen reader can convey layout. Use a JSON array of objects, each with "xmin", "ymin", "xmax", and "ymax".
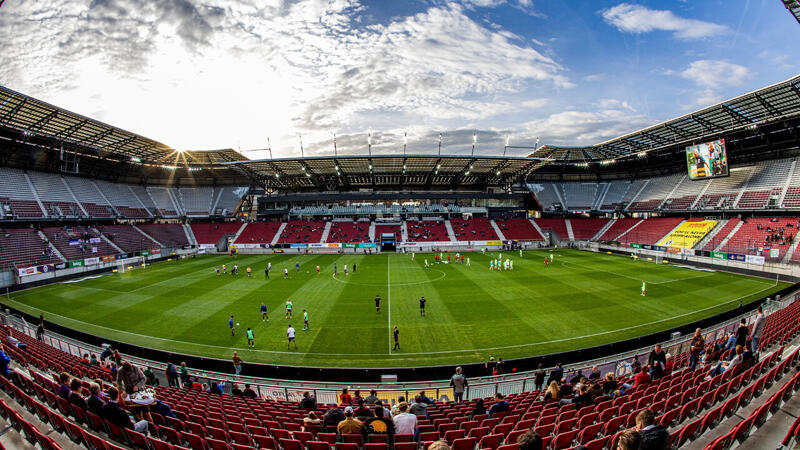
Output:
[
  {"xmin": 665, "ymin": 123, "xmax": 693, "ymax": 140},
  {"xmin": 721, "ymin": 104, "xmax": 751, "ymax": 125},
  {"xmin": 754, "ymin": 93, "xmax": 782, "ymax": 117},
  {"xmin": 82, "ymin": 128, "xmax": 114, "ymax": 147},
  {"xmin": 28, "ymin": 110, "xmax": 58, "ymax": 132},
  {"xmin": 55, "ymin": 119, "xmax": 88, "ymax": 139},
  {"xmin": 104, "ymin": 135, "xmax": 136, "ymax": 152},
  {"xmin": 0, "ymin": 98, "xmax": 26, "ymax": 123},
  {"xmin": 639, "ymin": 131, "xmax": 671, "ymax": 146},
  {"xmin": 691, "ymin": 114, "xmax": 724, "ymax": 134}
]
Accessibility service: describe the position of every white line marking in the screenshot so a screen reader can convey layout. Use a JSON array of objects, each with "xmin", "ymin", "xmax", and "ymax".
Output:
[
  {"xmin": 560, "ymin": 259, "xmax": 718, "ymax": 285},
  {"xmin": 330, "ymin": 269, "xmax": 446, "ymax": 287},
  {"xmin": 387, "ymin": 253, "xmax": 392, "ymax": 355}
]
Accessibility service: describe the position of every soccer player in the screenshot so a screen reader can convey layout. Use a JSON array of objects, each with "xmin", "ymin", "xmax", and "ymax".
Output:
[
  {"xmin": 316, "ymin": 265, "xmax": 320, "ymax": 274},
  {"xmin": 419, "ymin": 296, "xmax": 426, "ymax": 316},
  {"xmin": 268, "ymin": 261, "xmax": 272, "ymax": 272},
  {"xmin": 334, "ymin": 263, "xmax": 337, "ymax": 275},
  {"xmin": 261, "ymin": 303, "xmax": 268, "ymax": 321},
  {"xmin": 233, "ymin": 264, "xmax": 238, "ymax": 276},
  {"xmin": 229, "ymin": 315, "xmax": 235, "ymax": 336},
  {"xmin": 641, "ymin": 280, "xmax": 646, "ymax": 297},
  {"xmin": 285, "ymin": 300, "xmax": 293, "ymax": 319},
  {"xmin": 265, "ymin": 266, "xmax": 269, "ymax": 279},
  {"xmin": 287, "ymin": 324, "xmax": 297, "ymax": 349},
  {"xmin": 544, "ymin": 257, "xmax": 549, "ymax": 266},
  {"xmin": 222, "ymin": 264, "xmax": 227, "ymax": 274},
  {"xmin": 353, "ymin": 263, "xmax": 356, "ymax": 273},
  {"xmin": 510, "ymin": 259, "xmax": 513, "ymax": 270},
  {"xmin": 375, "ymin": 294, "xmax": 381, "ymax": 313},
  {"xmin": 466, "ymin": 257, "xmax": 470, "ymax": 267},
  {"xmin": 303, "ymin": 309, "xmax": 309, "ymax": 330},
  {"xmin": 392, "ymin": 326, "xmax": 400, "ymax": 350},
  {"xmin": 344, "ymin": 264, "xmax": 348, "ymax": 275},
  {"xmin": 284, "ymin": 268, "xmax": 289, "ymax": 279},
  {"xmin": 411, "ymin": 252, "xmax": 415, "ymax": 261},
  {"xmin": 550, "ymin": 253, "xmax": 554, "ymax": 262},
  {"xmin": 246, "ymin": 267, "xmax": 251, "ymax": 277},
  {"xmin": 215, "ymin": 267, "xmax": 220, "ymax": 275},
  {"xmin": 447, "ymin": 254, "xmax": 451, "ymax": 263},
  {"xmin": 296, "ymin": 262, "xmax": 300, "ymax": 272},
  {"xmin": 519, "ymin": 249, "xmax": 523, "ymax": 257},
  {"xmin": 246, "ymin": 328, "xmax": 255, "ymax": 348},
  {"xmin": 424, "ymin": 259, "xmax": 429, "ymax": 267}
]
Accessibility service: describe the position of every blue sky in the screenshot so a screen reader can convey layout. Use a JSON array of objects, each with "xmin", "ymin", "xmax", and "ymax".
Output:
[{"xmin": 0, "ymin": 0, "xmax": 797, "ymax": 158}]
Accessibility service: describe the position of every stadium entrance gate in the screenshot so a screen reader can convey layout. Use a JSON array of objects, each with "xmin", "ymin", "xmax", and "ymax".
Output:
[{"xmin": 380, "ymin": 233, "xmax": 396, "ymax": 252}]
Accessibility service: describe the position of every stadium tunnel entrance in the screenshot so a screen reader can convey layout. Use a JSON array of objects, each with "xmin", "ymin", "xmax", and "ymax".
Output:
[{"xmin": 380, "ymin": 232, "xmax": 396, "ymax": 252}]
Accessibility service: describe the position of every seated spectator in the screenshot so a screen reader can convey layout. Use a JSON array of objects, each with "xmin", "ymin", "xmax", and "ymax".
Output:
[
  {"xmin": 469, "ymin": 399, "xmax": 486, "ymax": 419},
  {"xmin": 354, "ymin": 399, "xmax": 372, "ymax": 418},
  {"xmin": 543, "ymin": 381, "xmax": 560, "ymax": 403},
  {"xmin": 634, "ymin": 365, "xmax": 651, "ymax": 387},
  {"xmin": 517, "ymin": 430, "xmax": 543, "ymax": 450},
  {"xmin": 418, "ymin": 390, "xmax": 435, "ymax": 404},
  {"xmin": 340, "ymin": 387, "xmax": 352, "ymax": 405},
  {"xmin": 363, "ymin": 406, "xmax": 395, "ymax": 443},
  {"xmin": 374, "ymin": 401, "xmax": 392, "ymax": 418},
  {"xmin": 635, "ymin": 409, "xmax": 669, "ymax": 450},
  {"xmin": 87, "ymin": 383, "xmax": 105, "ymax": 416},
  {"xmin": 428, "ymin": 441, "xmax": 450, "ymax": 450},
  {"xmin": 711, "ymin": 345, "xmax": 743, "ymax": 376},
  {"xmin": 617, "ymin": 429, "xmax": 642, "ymax": 450},
  {"xmin": 337, "ymin": 406, "xmax": 364, "ymax": 435},
  {"xmin": 243, "ymin": 384, "xmax": 257, "ymax": 398},
  {"xmin": 101, "ymin": 387, "xmax": 148, "ymax": 435},
  {"xmin": 81, "ymin": 354, "xmax": 90, "ymax": 365},
  {"xmin": 209, "ymin": 381, "xmax": 222, "ymax": 394},
  {"xmin": 143, "ymin": 367, "xmax": 158, "ymax": 386},
  {"xmin": 352, "ymin": 389, "xmax": 363, "ymax": 404},
  {"xmin": 304, "ymin": 411, "xmax": 322, "ymax": 428},
  {"xmin": 410, "ymin": 395, "xmax": 428, "ymax": 417},
  {"xmin": 231, "ymin": 383, "xmax": 243, "ymax": 396},
  {"xmin": 391, "ymin": 396, "xmax": 406, "ymax": 416},
  {"xmin": 57, "ymin": 372, "xmax": 71, "ymax": 400},
  {"xmin": 323, "ymin": 403, "xmax": 346, "ymax": 430},
  {"xmin": 300, "ymin": 391, "xmax": 317, "ymax": 409},
  {"xmin": 89, "ymin": 354, "xmax": 99, "ymax": 367},
  {"xmin": 559, "ymin": 379, "xmax": 573, "ymax": 398},
  {"xmin": 602, "ymin": 373, "xmax": 618, "ymax": 395},
  {"xmin": 488, "ymin": 393, "xmax": 509, "ymax": 417},
  {"xmin": 588, "ymin": 365, "xmax": 601, "ymax": 380},
  {"xmin": 393, "ymin": 402, "xmax": 418, "ymax": 436},
  {"xmin": 116, "ymin": 361, "xmax": 146, "ymax": 394},
  {"xmin": 190, "ymin": 377, "xmax": 203, "ymax": 390},
  {"xmin": 365, "ymin": 389, "xmax": 379, "ymax": 405},
  {"xmin": 68, "ymin": 378, "xmax": 88, "ymax": 410},
  {"xmin": 559, "ymin": 385, "xmax": 591, "ymax": 407},
  {"xmin": 587, "ymin": 381, "xmax": 603, "ymax": 399},
  {"xmin": 0, "ymin": 345, "xmax": 10, "ymax": 377}
]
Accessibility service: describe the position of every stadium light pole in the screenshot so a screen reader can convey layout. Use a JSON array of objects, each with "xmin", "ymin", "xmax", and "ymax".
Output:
[
  {"xmin": 471, "ymin": 132, "xmax": 477, "ymax": 156},
  {"xmin": 267, "ymin": 138, "xmax": 273, "ymax": 159},
  {"xmin": 333, "ymin": 134, "xmax": 338, "ymax": 156},
  {"xmin": 504, "ymin": 135, "xmax": 509, "ymax": 156},
  {"xmin": 438, "ymin": 133, "xmax": 443, "ymax": 156},
  {"xmin": 368, "ymin": 132, "xmax": 372, "ymax": 157},
  {"xmin": 299, "ymin": 135, "xmax": 304, "ymax": 158}
]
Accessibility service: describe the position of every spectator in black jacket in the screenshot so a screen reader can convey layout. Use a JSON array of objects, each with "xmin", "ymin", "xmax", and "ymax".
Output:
[
  {"xmin": 735, "ymin": 319, "xmax": 749, "ymax": 348},
  {"xmin": 300, "ymin": 391, "xmax": 317, "ymax": 409},
  {"xmin": 68, "ymin": 379, "xmax": 88, "ymax": 411},
  {"xmin": 323, "ymin": 403, "xmax": 345, "ymax": 430},
  {"xmin": 87, "ymin": 383, "xmax": 105, "ymax": 416},
  {"xmin": 635, "ymin": 409, "xmax": 669, "ymax": 450},
  {"xmin": 648, "ymin": 345, "xmax": 667, "ymax": 379},
  {"xmin": 547, "ymin": 363, "xmax": 563, "ymax": 386},
  {"xmin": 101, "ymin": 387, "xmax": 148, "ymax": 435}
]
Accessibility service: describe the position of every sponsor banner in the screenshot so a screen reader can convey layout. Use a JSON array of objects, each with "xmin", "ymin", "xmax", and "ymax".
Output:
[
  {"xmin": 666, "ymin": 247, "xmax": 682, "ymax": 254},
  {"xmin": 682, "ymin": 248, "xmax": 696, "ymax": 256},
  {"xmin": 642, "ymin": 244, "xmax": 652, "ymax": 250},
  {"xmin": 151, "ymin": 248, "xmax": 161, "ymax": 255},
  {"xmin": 342, "ymin": 243, "xmax": 357, "ymax": 248},
  {"xmin": 727, "ymin": 253, "xmax": 746, "ymax": 262},
  {"xmin": 55, "ymin": 263, "xmax": 67, "ymax": 270},
  {"xmin": 84, "ymin": 257, "xmax": 100, "ymax": 266},
  {"xmin": 485, "ymin": 240, "xmax": 502, "ymax": 246},
  {"xmin": 17, "ymin": 267, "xmax": 37, "ymax": 277},
  {"xmin": 199, "ymin": 244, "xmax": 216, "ymax": 249},
  {"xmin": 746, "ymin": 255, "xmax": 765, "ymax": 265},
  {"xmin": 116, "ymin": 253, "xmax": 129, "ymax": 260},
  {"xmin": 69, "ymin": 239, "xmax": 80, "ymax": 246},
  {"xmin": 657, "ymin": 220, "xmax": 718, "ymax": 249},
  {"xmin": 237, "ymin": 244, "xmax": 260, "ymax": 249},
  {"xmin": 631, "ymin": 243, "xmax": 642, "ymax": 249},
  {"xmin": 770, "ymin": 248, "xmax": 780, "ymax": 259},
  {"xmin": 711, "ymin": 251, "xmax": 727, "ymax": 260},
  {"xmin": 326, "ymin": 243, "xmax": 341, "ymax": 248},
  {"xmin": 290, "ymin": 243, "xmax": 307, "ymax": 248},
  {"xmin": 68, "ymin": 260, "xmax": 84, "ymax": 268},
  {"xmin": 308, "ymin": 243, "xmax": 326, "ymax": 248},
  {"xmin": 89, "ymin": 237, "xmax": 102, "ymax": 244},
  {"xmin": 140, "ymin": 250, "xmax": 151, "ymax": 256},
  {"xmin": 652, "ymin": 245, "xmax": 667, "ymax": 252},
  {"xmin": 101, "ymin": 255, "xmax": 116, "ymax": 263},
  {"xmin": 360, "ymin": 243, "xmax": 377, "ymax": 248}
]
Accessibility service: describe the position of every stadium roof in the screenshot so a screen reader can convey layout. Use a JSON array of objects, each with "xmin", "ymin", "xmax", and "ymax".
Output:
[
  {"xmin": 0, "ymin": 85, "xmax": 245, "ymax": 165},
  {"xmin": 222, "ymin": 153, "xmax": 557, "ymax": 189},
  {"xmin": 530, "ymin": 74, "xmax": 800, "ymax": 162},
  {"xmin": 785, "ymin": 0, "xmax": 800, "ymax": 24}
]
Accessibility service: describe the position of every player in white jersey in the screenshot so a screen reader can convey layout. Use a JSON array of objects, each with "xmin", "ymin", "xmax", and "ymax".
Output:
[{"xmin": 287, "ymin": 324, "xmax": 297, "ymax": 349}]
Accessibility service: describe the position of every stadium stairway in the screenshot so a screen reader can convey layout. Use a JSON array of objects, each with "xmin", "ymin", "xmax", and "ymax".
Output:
[
  {"xmin": 713, "ymin": 220, "xmax": 745, "ymax": 252},
  {"xmin": 231, "ymin": 222, "xmax": 248, "ymax": 243},
  {"xmin": 444, "ymin": 220, "xmax": 457, "ymax": 242},
  {"xmin": 401, "ymin": 221, "xmax": 409, "ymax": 242},
  {"xmin": 529, "ymin": 219, "xmax": 547, "ymax": 244},
  {"xmin": 320, "ymin": 222, "xmax": 332, "ymax": 243},
  {"xmin": 593, "ymin": 218, "xmax": 616, "ymax": 241},
  {"xmin": 92, "ymin": 227, "xmax": 123, "ymax": 253},
  {"xmin": 183, "ymin": 224, "xmax": 198, "ymax": 247},
  {"xmin": 614, "ymin": 218, "xmax": 644, "ymax": 241},
  {"xmin": 271, "ymin": 223, "xmax": 286, "ymax": 246},
  {"xmin": 565, "ymin": 219, "xmax": 575, "ymax": 241},
  {"xmin": 133, "ymin": 224, "xmax": 163, "ymax": 247},
  {"xmin": 23, "ymin": 172, "xmax": 48, "ymax": 218},
  {"xmin": 37, "ymin": 230, "xmax": 66, "ymax": 262},
  {"xmin": 696, "ymin": 219, "xmax": 728, "ymax": 250},
  {"xmin": 368, "ymin": 222, "xmax": 376, "ymax": 242},
  {"xmin": 490, "ymin": 220, "xmax": 507, "ymax": 241}
]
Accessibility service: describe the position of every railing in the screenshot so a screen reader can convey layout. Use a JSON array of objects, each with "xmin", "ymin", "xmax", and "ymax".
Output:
[{"xmin": 3, "ymin": 285, "xmax": 795, "ymax": 403}]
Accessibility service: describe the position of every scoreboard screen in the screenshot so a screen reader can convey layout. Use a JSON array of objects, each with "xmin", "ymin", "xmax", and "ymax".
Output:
[{"xmin": 686, "ymin": 139, "xmax": 729, "ymax": 180}]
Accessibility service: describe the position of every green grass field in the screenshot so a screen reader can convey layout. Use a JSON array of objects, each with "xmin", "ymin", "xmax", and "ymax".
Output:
[{"xmin": 2, "ymin": 249, "xmax": 788, "ymax": 368}]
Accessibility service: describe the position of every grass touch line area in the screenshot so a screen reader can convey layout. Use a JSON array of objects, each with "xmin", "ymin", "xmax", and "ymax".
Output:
[{"xmin": 2, "ymin": 249, "xmax": 789, "ymax": 368}]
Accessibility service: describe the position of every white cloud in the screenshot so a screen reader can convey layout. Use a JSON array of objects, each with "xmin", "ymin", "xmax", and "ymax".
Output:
[
  {"xmin": 523, "ymin": 108, "xmax": 650, "ymax": 146},
  {"xmin": 679, "ymin": 60, "xmax": 753, "ymax": 88},
  {"xmin": 601, "ymin": 3, "xmax": 729, "ymax": 40},
  {"xmin": 0, "ymin": 0, "xmax": 569, "ymax": 155}
]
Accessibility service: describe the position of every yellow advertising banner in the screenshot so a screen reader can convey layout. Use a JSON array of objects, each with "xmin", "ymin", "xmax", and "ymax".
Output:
[{"xmin": 657, "ymin": 220, "xmax": 717, "ymax": 249}]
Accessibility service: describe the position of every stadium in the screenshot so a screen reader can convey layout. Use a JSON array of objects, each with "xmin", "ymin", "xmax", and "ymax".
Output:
[{"xmin": 1, "ymin": 1, "xmax": 800, "ymax": 450}]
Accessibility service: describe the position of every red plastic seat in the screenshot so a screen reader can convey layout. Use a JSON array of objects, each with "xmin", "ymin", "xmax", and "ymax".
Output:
[
  {"xmin": 478, "ymin": 434, "xmax": 503, "ymax": 450},
  {"xmin": 551, "ymin": 429, "xmax": 578, "ymax": 450}
]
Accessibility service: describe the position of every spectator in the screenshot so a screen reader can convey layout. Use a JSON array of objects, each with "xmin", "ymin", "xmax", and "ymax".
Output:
[
  {"xmin": 300, "ymin": 391, "xmax": 317, "ymax": 409},
  {"xmin": 711, "ymin": 345, "xmax": 743, "ymax": 376},
  {"xmin": 649, "ymin": 344, "xmax": 667, "ymax": 378},
  {"xmin": 450, "ymin": 366, "xmax": 467, "ymax": 403},
  {"xmin": 68, "ymin": 378, "xmax": 88, "ymax": 410},
  {"xmin": 337, "ymin": 406, "xmax": 364, "ymax": 435},
  {"xmin": 232, "ymin": 352, "xmax": 243, "ymax": 376},
  {"xmin": 631, "ymin": 355, "xmax": 642, "ymax": 373},
  {"xmin": 635, "ymin": 409, "xmax": 669, "ymax": 450},
  {"xmin": 374, "ymin": 401, "xmax": 392, "ymax": 418},
  {"xmin": 559, "ymin": 384, "xmax": 591, "ymax": 408},
  {"xmin": 101, "ymin": 386, "xmax": 148, "ymax": 435},
  {"xmin": 409, "ymin": 395, "xmax": 428, "ymax": 417},
  {"xmin": 209, "ymin": 382, "xmax": 222, "ymax": 394},
  {"xmin": 589, "ymin": 365, "xmax": 601, "ymax": 380},
  {"xmin": 354, "ymin": 399, "xmax": 372, "ymax": 418},
  {"xmin": 569, "ymin": 370, "xmax": 584, "ymax": 386},
  {"xmin": 602, "ymin": 373, "xmax": 619, "ymax": 395},
  {"xmin": 323, "ymin": 403, "xmax": 346, "ymax": 430},
  {"xmin": 533, "ymin": 364, "xmax": 545, "ymax": 390},
  {"xmin": 365, "ymin": 389, "xmax": 379, "ymax": 405},
  {"xmin": 723, "ymin": 332, "xmax": 737, "ymax": 355},
  {"xmin": 488, "ymin": 393, "xmax": 509, "ymax": 417},
  {"xmin": 231, "ymin": 383, "xmax": 243, "ymax": 396},
  {"xmin": 544, "ymin": 381, "xmax": 560, "ymax": 403},
  {"xmin": 587, "ymin": 381, "xmax": 603, "ymax": 399},
  {"xmin": 548, "ymin": 363, "xmax": 563, "ymax": 386},
  {"xmin": 419, "ymin": 391, "xmax": 435, "ymax": 404},
  {"xmin": 340, "ymin": 387, "xmax": 352, "ymax": 405},
  {"xmin": 363, "ymin": 407, "xmax": 395, "ymax": 443},
  {"xmin": 689, "ymin": 330, "xmax": 704, "ymax": 371},
  {"xmin": 87, "ymin": 383, "xmax": 105, "ymax": 416},
  {"xmin": 100, "ymin": 346, "xmax": 113, "ymax": 362},
  {"xmin": 428, "ymin": 441, "xmax": 450, "ymax": 450},
  {"xmin": 735, "ymin": 319, "xmax": 749, "ymax": 348},
  {"xmin": 617, "ymin": 429, "xmax": 642, "ymax": 450},
  {"xmin": 243, "ymin": 384, "xmax": 257, "ymax": 398},
  {"xmin": 89, "ymin": 354, "xmax": 99, "ymax": 367},
  {"xmin": 517, "ymin": 430, "xmax": 543, "ymax": 450},
  {"xmin": 752, "ymin": 306, "xmax": 765, "ymax": 353},
  {"xmin": 57, "ymin": 372, "xmax": 71, "ymax": 400},
  {"xmin": 143, "ymin": 367, "xmax": 158, "ymax": 386},
  {"xmin": 190, "ymin": 377, "xmax": 203, "ymax": 390},
  {"xmin": 81, "ymin": 354, "xmax": 90, "ymax": 365},
  {"xmin": 180, "ymin": 362, "xmax": 189, "ymax": 387},
  {"xmin": 391, "ymin": 396, "xmax": 406, "ymax": 416},
  {"xmin": 352, "ymin": 389, "xmax": 363, "ymax": 404},
  {"xmin": 0, "ymin": 345, "xmax": 9, "ymax": 377},
  {"xmin": 635, "ymin": 365, "xmax": 651, "ymax": 387},
  {"xmin": 304, "ymin": 411, "xmax": 322, "ymax": 428},
  {"xmin": 393, "ymin": 402, "xmax": 418, "ymax": 436},
  {"xmin": 469, "ymin": 399, "xmax": 486, "ymax": 419},
  {"xmin": 116, "ymin": 361, "xmax": 146, "ymax": 394},
  {"xmin": 165, "ymin": 362, "xmax": 178, "ymax": 387}
]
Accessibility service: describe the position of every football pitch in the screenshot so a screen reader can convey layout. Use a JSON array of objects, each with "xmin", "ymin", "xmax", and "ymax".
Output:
[{"xmin": 2, "ymin": 249, "xmax": 789, "ymax": 368}]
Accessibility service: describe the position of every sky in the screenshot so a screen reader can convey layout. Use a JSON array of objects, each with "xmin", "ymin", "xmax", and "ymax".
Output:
[{"xmin": 0, "ymin": 0, "xmax": 798, "ymax": 159}]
